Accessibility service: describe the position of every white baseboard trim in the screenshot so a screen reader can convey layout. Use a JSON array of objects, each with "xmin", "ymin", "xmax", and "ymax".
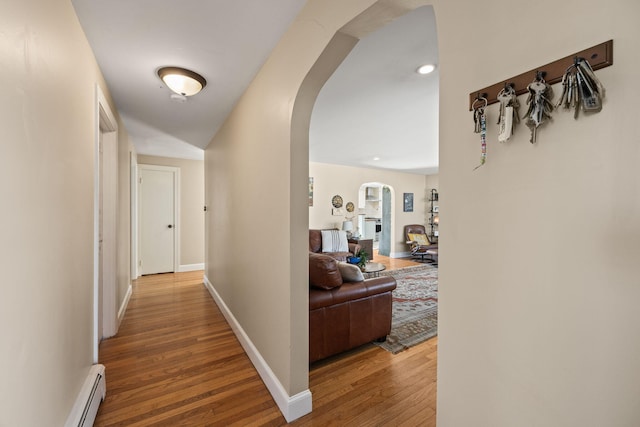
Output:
[
  {"xmin": 117, "ymin": 284, "xmax": 132, "ymax": 327},
  {"xmin": 390, "ymin": 252, "xmax": 411, "ymax": 258},
  {"xmin": 203, "ymin": 275, "xmax": 312, "ymax": 422},
  {"xmin": 179, "ymin": 263, "xmax": 205, "ymax": 272},
  {"xmin": 389, "ymin": 250, "xmax": 412, "ymax": 258}
]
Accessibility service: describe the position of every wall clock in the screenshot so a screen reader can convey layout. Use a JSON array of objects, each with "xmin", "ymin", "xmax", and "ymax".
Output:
[
  {"xmin": 331, "ymin": 195, "xmax": 343, "ymax": 208},
  {"xmin": 346, "ymin": 202, "xmax": 354, "ymax": 212}
]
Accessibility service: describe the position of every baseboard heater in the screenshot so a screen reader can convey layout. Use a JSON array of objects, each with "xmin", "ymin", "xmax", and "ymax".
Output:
[{"xmin": 65, "ymin": 364, "xmax": 106, "ymax": 427}]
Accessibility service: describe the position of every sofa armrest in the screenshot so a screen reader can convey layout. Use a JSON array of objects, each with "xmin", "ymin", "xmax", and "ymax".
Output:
[{"xmin": 309, "ymin": 276, "xmax": 396, "ymax": 310}]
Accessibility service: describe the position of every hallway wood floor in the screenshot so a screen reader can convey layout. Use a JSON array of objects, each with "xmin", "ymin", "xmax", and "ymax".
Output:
[{"xmin": 95, "ymin": 268, "xmax": 437, "ymax": 426}]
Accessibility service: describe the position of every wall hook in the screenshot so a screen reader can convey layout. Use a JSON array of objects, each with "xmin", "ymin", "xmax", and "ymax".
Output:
[{"xmin": 469, "ymin": 40, "xmax": 612, "ymax": 110}]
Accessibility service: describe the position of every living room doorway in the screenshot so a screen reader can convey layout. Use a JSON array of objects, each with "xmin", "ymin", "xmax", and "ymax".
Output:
[
  {"xmin": 357, "ymin": 182, "xmax": 393, "ymax": 256},
  {"xmin": 301, "ymin": 1, "xmax": 439, "ymax": 418}
]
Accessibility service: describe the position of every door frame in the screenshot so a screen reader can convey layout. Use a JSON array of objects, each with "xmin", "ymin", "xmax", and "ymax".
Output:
[
  {"xmin": 94, "ymin": 85, "xmax": 118, "ymax": 362},
  {"xmin": 357, "ymin": 182, "xmax": 395, "ymax": 254},
  {"xmin": 137, "ymin": 164, "xmax": 180, "ymax": 275},
  {"xmin": 130, "ymin": 152, "xmax": 138, "ymax": 279}
]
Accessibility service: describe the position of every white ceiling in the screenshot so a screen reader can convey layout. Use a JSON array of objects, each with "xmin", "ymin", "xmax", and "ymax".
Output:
[
  {"xmin": 311, "ymin": 6, "xmax": 439, "ymax": 175},
  {"xmin": 72, "ymin": 1, "xmax": 439, "ymax": 173}
]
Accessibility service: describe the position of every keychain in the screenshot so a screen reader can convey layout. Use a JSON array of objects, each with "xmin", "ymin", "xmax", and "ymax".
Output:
[
  {"xmin": 472, "ymin": 95, "xmax": 488, "ymax": 169},
  {"xmin": 523, "ymin": 72, "xmax": 553, "ymax": 143},
  {"xmin": 496, "ymin": 83, "xmax": 520, "ymax": 142},
  {"xmin": 555, "ymin": 57, "xmax": 605, "ymax": 118}
]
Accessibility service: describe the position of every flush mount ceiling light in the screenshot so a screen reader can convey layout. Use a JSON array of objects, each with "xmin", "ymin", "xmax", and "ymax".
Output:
[
  {"xmin": 157, "ymin": 66, "xmax": 207, "ymax": 96},
  {"xmin": 417, "ymin": 64, "xmax": 436, "ymax": 75}
]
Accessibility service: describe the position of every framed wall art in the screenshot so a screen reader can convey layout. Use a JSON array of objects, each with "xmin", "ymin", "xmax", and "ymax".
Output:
[{"xmin": 403, "ymin": 193, "xmax": 414, "ymax": 212}]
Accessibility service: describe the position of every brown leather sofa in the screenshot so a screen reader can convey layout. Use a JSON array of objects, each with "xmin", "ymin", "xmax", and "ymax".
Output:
[
  {"xmin": 309, "ymin": 229, "xmax": 360, "ymax": 262},
  {"xmin": 309, "ymin": 252, "xmax": 396, "ymax": 363}
]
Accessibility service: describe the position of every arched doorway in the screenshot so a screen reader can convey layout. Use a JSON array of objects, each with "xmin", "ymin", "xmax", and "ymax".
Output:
[
  {"xmin": 357, "ymin": 182, "xmax": 394, "ymax": 257},
  {"xmin": 205, "ymin": 0, "xmax": 436, "ymax": 422},
  {"xmin": 291, "ymin": 2, "xmax": 437, "ymax": 420}
]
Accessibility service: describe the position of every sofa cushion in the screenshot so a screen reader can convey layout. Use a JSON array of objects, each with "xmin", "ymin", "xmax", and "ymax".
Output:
[
  {"xmin": 309, "ymin": 253, "xmax": 343, "ymax": 289},
  {"xmin": 337, "ymin": 262, "xmax": 364, "ymax": 282},
  {"xmin": 321, "ymin": 230, "xmax": 349, "ymax": 253}
]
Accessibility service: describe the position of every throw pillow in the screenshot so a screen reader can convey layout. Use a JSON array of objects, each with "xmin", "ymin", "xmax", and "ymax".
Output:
[
  {"xmin": 309, "ymin": 253, "xmax": 343, "ymax": 289},
  {"xmin": 408, "ymin": 232, "xmax": 430, "ymax": 245},
  {"xmin": 337, "ymin": 262, "xmax": 365, "ymax": 282},
  {"xmin": 321, "ymin": 229, "xmax": 349, "ymax": 253}
]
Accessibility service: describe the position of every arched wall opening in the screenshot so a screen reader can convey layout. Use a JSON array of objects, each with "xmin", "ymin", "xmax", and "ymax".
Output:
[
  {"xmin": 204, "ymin": 1, "xmax": 433, "ymax": 423},
  {"xmin": 291, "ymin": 0, "xmax": 432, "ymax": 419},
  {"xmin": 355, "ymin": 182, "xmax": 395, "ymax": 255}
]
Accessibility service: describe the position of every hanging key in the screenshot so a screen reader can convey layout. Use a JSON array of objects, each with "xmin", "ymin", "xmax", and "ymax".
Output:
[
  {"xmin": 555, "ymin": 72, "xmax": 569, "ymax": 110},
  {"xmin": 577, "ymin": 66, "xmax": 602, "ymax": 112},
  {"xmin": 497, "ymin": 84, "xmax": 518, "ymax": 142},
  {"xmin": 556, "ymin": 57, "xmax": 606, "ymax": 119},
  {"xmin": 471, "ymin": 95, "xmax": 488, "ymax": 169},
  {"xmin": 523, "ymin": 74, "xmax": 553, "ymax": 143}
]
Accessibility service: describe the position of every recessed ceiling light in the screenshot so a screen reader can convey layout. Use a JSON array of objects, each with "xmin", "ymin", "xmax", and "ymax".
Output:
[
  {"xmin": 373, "ymin": 157, "xmax": 380, "ymax": 161},
  {"xmin": 158, "ymin": 66, "xmax": 207, "ymax": 96},
  {"xmin": 417, "ymin": 64, "xmax": 436, "ymax": 75}
]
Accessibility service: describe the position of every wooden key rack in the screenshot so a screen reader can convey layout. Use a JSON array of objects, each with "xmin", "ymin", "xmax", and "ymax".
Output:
[{"xmin": 469, "ymin": 40, "xmax": 613, "ymax": 110}]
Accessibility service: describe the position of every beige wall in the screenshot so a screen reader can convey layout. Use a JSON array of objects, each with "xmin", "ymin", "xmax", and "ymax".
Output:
[
  {"xmin": 0, "ymin": 0, "xmax": 131, "ymax": 424},
  {"xmin": 434, "ymin": 0, "xmax": 640, "ymax": 425},
  {"xmin": 138, "ymin": 155, "xmax": 205, "ymax": 267},
  {"xmin": 425, "ymin": 174, "xmax": 438, "ymax": 194},
  {"xmin": 204, "ymin": 0, "xmax": 638, "ymax": 423},
  {"xmin": 309, "ymin": 161, "xmax": 429, "ymax": 255},
  {"xmin": 204, "ymin": 0, "xmax": 414, "ymax": 398}
]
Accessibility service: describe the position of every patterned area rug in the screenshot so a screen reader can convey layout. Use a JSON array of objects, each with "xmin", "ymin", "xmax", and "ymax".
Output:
[{"xmin": 374, "ymin": 264, "xmax": 438, "ymax": 354}]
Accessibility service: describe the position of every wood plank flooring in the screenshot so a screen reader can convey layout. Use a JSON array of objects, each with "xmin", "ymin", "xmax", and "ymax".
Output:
[
  {"xmin": 95, "ymin": 263, "xmax": 437, "ymax": 426},
  {"xmin": 372, "ymin": 250, "xmax": 423, "ymax": 271}
]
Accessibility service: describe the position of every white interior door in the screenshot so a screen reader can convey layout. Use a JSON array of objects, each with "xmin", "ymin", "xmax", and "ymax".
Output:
[{"xmin": 139, "ymin": 165, "xmax": 178, "ymax": 275}]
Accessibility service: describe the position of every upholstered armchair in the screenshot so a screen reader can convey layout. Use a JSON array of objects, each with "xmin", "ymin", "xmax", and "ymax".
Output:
[{"xmin": 404, "ymin": 224, "xmax": 437, "ymax": 261}]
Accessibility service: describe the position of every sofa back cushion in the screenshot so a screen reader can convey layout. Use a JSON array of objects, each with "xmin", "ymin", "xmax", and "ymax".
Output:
[
  {"xmin": 309, "ymin": 252, "xmax": 343, "ymax": 289},
  {"xmin": 309, "ymin": 229, "xmax": 323, "ymax": 253}
]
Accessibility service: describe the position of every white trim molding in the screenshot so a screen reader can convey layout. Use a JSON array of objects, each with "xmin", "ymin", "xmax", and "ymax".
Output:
[
  {"xmin": 203, "ymin": 275, "xmax": 312, "ymax": 422},
  {"xmin": 117, "ymin": 284, "xmax": 132, "ymax": 327},
  {"xmin": 94, "ymin": 84, "xmax": 119, "ymax": 361},
  {"xmin": 179, "ymin": 263, "xmax": 205, "ymax": 272},
  {"xmin": 390, "ymin": 250, "xmax": 412, "ymax": 258}
]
